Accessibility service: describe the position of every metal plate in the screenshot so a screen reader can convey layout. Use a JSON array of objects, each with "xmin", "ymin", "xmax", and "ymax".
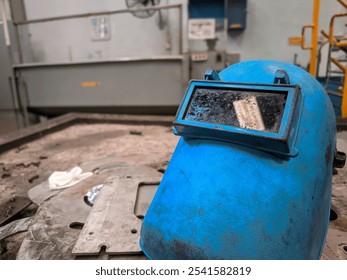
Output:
[
  {"xmin": 17, "ymin": 164, "xmax": 162, "ymax": 259},
  {"xmin": 72, "ymin": 175, "xmax": 161, "ymax": 255},
  {"xmin": 27, "ymin": 181, "xmax": 59, "ymax": 206},
  {"xmin": 0, "ymin": 196, "xmax": 31, "ymax": 226},
  {"xmin": 27, "ymin": 154, "xmax": 120, "ymax": 205},
  {"xmin": 14, "ymin": 59, "xmax": 184, "ymax": 108},
  {"xmin": 134, "ymin": 183, "xmax": 159, "ymax": 218},
  {"xmin": 0, "ymin": 217, "xmax": 32, "ymax": 241},
  {"xmin": 17, "ymin": 172, "xmax": 104, "ymax": 259}
]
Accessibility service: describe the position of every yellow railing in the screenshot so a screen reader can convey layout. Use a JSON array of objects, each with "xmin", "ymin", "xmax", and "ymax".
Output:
[
  {"xmin": 289, "ymin": 0, "xmax": 320, "ymax": 77},
  {"xmin": 321, "ymin": 1, "xmax": 347, "ymax": 118},
  {"xmin": 338, "ymin": 0, "xmax": 347, "ymax": 9},
  {"xmin": 321, "ymin": 13, "xmax": 347, "ymax": 47},
  {"xmin": 289, "ymin": 0, "xmax": 347, "ymax": 117},
  {"xmin": 331, "ymin": 58, "xmax": 345, "ymax": 72},
  {"xmin": 301, "ymin": 24, "xmax": 315, "ymax": 49}
]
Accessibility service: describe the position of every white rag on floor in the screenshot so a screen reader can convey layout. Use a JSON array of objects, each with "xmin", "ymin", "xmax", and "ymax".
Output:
[{"xmin": 48, "ymin": 166, "xmax": 93, "ymax": 190}]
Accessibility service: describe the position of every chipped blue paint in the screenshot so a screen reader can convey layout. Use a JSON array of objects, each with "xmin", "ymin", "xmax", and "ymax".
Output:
[{"xmin": 140, "ymin": 60, "xmax": 336, "ymax": 259}]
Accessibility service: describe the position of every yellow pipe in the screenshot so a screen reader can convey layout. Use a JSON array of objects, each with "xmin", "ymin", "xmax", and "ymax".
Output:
[
  {"xmin": 338, "ymin": 0, "xmax": 347, "ymax": 9},
  {"xmin": 342, "ymin": 70, "xmax": 347, "ymax": 118},
  {"xmin": 328, "ymin": 13, "xmax": 347, "ymax": 46},
  {"xmin": 327, "ymin": 1, "xmax": 347, "ymax": 118},
  {"xmin": 309, "ymin": 0, "xmax": 320, "ymax": 77},
  {"xmin": 331, "ymin": 57, "xmax": 345, "ymax": 72},
  {"xmin": 336, "ymin": 41, "xmax": 347, "ymax": 47},
  {"xmin": 321, "ymin": 30, "xmax": 329, "ymax": 39},
  {"xmin": 301, "ymin": 24, "xmax": 314, "ymax": 49}
]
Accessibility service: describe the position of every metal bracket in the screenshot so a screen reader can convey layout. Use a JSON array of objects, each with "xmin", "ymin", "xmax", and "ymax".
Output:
[
  {"xmin": 204, "ymin": 69, "xmax": 220, "ymax": 81},
  {"xmin": 334, "ymin": 150, "xmax": 346, "ymax": 168},
  {"xmin": 0, "ymin": 217, "xmax": 32, "ymax": 241},
  {"xmin": 72, "ymin": 175, "xmax": 161, "ymax": 255},
  {"xmin": 0, "ymin": 196, "xmax": 32, "ymax": 226},
  {"xmin": 274, "ymin": 70, "xmax": 290, "ymax": 85}
]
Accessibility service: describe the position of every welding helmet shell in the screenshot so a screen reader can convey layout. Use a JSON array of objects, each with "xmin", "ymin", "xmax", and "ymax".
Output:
[{"xmin": 140, "ymin": 60, "xmax": 336, "ymax": 259}]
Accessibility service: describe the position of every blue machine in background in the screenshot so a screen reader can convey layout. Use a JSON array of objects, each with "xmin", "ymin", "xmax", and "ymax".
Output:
[{"xmin": 140, "ymin": 60, "xmax": 346, "ymax": 259}]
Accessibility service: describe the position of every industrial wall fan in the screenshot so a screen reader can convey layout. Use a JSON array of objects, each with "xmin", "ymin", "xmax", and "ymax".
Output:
[{"xmin": 126, "ymin": 0, "xmax": 161, "ymax": 19}]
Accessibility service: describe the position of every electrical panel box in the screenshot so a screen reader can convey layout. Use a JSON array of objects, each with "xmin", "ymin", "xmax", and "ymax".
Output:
[
  {"xmin": 189, "ymin": 0, "xmax": 247, "ymax": 30},
  {"xmin": 189, "ymin": 0, "xmax": 225, "ymax": 19},
  {"xmin": 226, "ymin": 0, "xmax": 247, "ymax": 30}
]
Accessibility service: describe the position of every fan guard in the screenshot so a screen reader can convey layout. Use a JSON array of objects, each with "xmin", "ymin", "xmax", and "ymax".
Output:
[{"xmin": 126, "ymin": 0, "xmax": 161, "ymax": 19}]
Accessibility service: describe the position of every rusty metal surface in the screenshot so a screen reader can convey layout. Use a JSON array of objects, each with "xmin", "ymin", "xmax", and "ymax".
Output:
[
  {"xmin": 27, "ymin": 154, "xmax": 121, "ymax": 206},
  {"xmin": 16, "ymin": 171, "xmax": 109, "ymax": 259},
  {"xmin": 27, "ymin": 180, "xmax": 59, "ymax": 206},
  {"xmin": 72, "ymin": 173, "xmax": 161, "ymax": 256},
  {"xmin": 134, "ymin": 183, "xmax": 159, "ymax": 219},
  {"xmin": 0, "ymin": 196, "xmax": 32, "ymax": 226},
  {"xmin": 17, "ymin": 164, "xmax": 162, "ymax": 259},
  {"xmin": 0, "ymin": 217, "xmax": 32, "ymax": 241}
]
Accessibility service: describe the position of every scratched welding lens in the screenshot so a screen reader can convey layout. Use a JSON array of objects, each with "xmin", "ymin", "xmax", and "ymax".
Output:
[{"xmin": 184, "ymin": 87, "xmax": 287, "ymax": 133}]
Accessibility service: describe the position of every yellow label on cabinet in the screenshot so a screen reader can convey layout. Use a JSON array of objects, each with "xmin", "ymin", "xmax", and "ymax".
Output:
[
  {"xmin": 288, "ymin": 37, "xmax": 303, "ymax": 45},
  {"xmin": 229, "ymin": 23, "xmax": 242, "ymax": 29},
  {"xmin": 81, "ymin": 81, "xmax": 100, "ymax": 87}
]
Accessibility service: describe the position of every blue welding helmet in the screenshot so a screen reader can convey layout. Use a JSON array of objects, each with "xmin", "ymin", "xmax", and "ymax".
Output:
[{"xmin": 139, "ymin": 60, "xmax": 340, "ymax": 259}]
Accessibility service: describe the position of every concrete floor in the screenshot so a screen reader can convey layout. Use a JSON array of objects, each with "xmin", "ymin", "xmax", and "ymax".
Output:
[
  {"xmin": 321, "ymin": 131, "xmax": 347, "ymax": 259},
  {"xmin": 0, "ymin": 121, "xmax": 177, "ymax": 259}
]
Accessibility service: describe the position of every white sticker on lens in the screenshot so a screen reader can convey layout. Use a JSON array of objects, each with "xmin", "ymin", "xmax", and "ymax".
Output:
[{"xmin": 233, "ymin": 96, "xmax": 265, "ymax": 131}]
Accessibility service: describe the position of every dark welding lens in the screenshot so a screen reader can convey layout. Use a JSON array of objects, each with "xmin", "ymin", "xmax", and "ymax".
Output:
[{"xmin": 184, "ymin": 87, "xmax": 288, "ymax": 133}]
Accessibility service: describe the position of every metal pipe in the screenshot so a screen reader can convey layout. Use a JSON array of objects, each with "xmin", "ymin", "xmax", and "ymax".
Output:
[
  {"xmin": 8, "ymin": 77, "xmax": 20, "ymax": 129},
  {"xmin": 309, "ymin": 0, "xmax": 320, "ymax": 77},
  {"xmin": 16, "ymin": 76, "xmax": 29, "ymax": 127},
  {"xmin": 342, "ymin": 69, "xmax": 347, "ymax": 118},
  {"xmin": 224, "ymin": 18, "xmax": 228, "ymax": 60},
  {"xmin": 298, "ymin": 0, "xmax": 320, "ymax": 76},
  {"xmin": 316, "ymin": 39, "xmax": 329, "ymax": 76},
  {"xmin": 178, "ymin": 4, "xmax": 183, "ymax": 55},
  {"xmin": 14, "ymin": 25, "xmax": 23, "ymax": 63},
  {"xmin": 338, "ymin": 0, "xmax": 347, "ymax": 9},
  {"xmin": 329, "ymin": 13, "xmax": 347, "ymax": 47},
  {"xmin": 321, "ymin": 30, "xmax": 329, "ymax": 39},
  {"xmin": 1, "ymin": 0, "xmax": 24, "ymax": 63},
  {"xmin": 1, "ymin": 0, "xmax": 23, "ymax": 127},
  {"xmin": 301, "ymin": 24, "xmax": 314, "ymax": 49},
  {"xmin": 331, "ymin": 57, "xmax": 345, "ymax": 72},
  {"xmin": 14, "ymin": 4, "xmax": 182, "ymax": 25},
  {"xmin": 1, "ymin": 0, "xmax": 10, "ymax": 46}
]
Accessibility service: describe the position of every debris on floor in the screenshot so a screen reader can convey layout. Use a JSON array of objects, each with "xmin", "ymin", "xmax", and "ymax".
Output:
[{"xmin": 0, "ymin": 122, "xmax": 177, "ymax": 259}]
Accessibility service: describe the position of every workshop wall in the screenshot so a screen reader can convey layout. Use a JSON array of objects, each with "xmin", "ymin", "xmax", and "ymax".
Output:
[
  {"xmin": 20, "ymin": 0, "xmax": 345, "ymax": 67},
  {"xmin": 22, "ymin": 0, "xmax": 187, "ymax": 63},
  {"xmin": 1, "ymin": 0, "xmax": 346, "ymax": 111},
  {"xmin": 0, "ymin": 25, "xmax": 12, "ymax": 110},
  {"xmin": 227, "ymin": 0, "xmax": 345, "ymax": 74},
  {"xmin": 0, "ymin": 1, "xmax": 14, "ymax": 110}
]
